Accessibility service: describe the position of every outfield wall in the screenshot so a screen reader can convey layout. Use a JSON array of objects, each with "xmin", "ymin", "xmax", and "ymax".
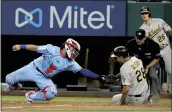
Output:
[{"xmin": 127, "ymin": 2, "xmax": 172, "ymax": 36}]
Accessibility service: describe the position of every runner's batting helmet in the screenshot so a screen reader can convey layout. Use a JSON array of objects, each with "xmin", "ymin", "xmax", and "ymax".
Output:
[{"xmin": 111, "ymin": 46, "xmax": 128, "ymax": 58}]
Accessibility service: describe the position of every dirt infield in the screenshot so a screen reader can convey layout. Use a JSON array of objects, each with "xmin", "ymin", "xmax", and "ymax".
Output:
[
  {"xmin": 2, "ymin": 96, "xmax": 172, "ymax": 111},
  {"xmin": 2, "ymin": 101, "xmax": 171, "ymax": 111}
]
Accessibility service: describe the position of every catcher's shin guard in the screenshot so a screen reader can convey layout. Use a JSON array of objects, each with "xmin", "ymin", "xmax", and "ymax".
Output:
[{"xmin": 27, "ymin": 86, "xmax": 58, "ymax": 101}]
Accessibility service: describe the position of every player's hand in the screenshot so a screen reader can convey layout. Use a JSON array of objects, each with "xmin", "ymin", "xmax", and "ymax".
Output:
[
  {"xmin": 12, "ymin": 45, "xmax": 21, "ymax": 51},
  {"xmin": 116, "ymin": 101, "xmax": 123, "ymax": 106}
]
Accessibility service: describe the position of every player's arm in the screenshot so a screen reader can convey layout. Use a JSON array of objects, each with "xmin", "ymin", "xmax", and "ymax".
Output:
[
  {"xmin": 161, "ymin": 19, "xmax": 172, "ymax": 36},
  {"xmin": 120, "ymin": 85, "xmax": 129, "ymax": 105},
  {"xmin": 68, "ymin": 61, "xmax": 99, "ymax": 79},
  {"xmin": 69, "ymin": 62, "xmax": 106, "ymax": 83},
  {"xmin": 12, "ymin": 44, "xmax": 38, "ymax": 52},
  {"xmin": 78, "ymin": 69, "xmax": 107, "ymax": 83},
  {"xmin": 168, "ymin": 28, "xmax": 172, "ymax": 36},
  {"xmin": 12, "ymin": 44, "xmax": 54, "ymax": 54},
  {"xmin": 120, "ymin": 67, "xmax": 131, "ymax": 105},
  {"xmin": 79, "ymin": 69, "xmax": 99, "ymax": 79}
]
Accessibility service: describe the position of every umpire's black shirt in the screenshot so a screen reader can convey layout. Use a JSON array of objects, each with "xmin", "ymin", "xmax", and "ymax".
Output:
[{"xmin": 126, "ymin": 38, "xmax": 161, "ymax": 67}]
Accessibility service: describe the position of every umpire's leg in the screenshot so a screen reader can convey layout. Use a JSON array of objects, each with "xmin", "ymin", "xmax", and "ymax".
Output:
[{"xmin": 148, "ymin": 63, "xmax": 160, "ymax": 96}]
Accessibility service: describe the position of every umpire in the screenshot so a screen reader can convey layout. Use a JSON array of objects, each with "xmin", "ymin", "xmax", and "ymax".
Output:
[{"xmin": 126, "ymin": 29, "xmax": 161, "ymax": 97}]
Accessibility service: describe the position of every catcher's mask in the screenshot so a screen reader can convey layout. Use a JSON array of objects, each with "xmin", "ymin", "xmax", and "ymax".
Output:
[{"xmin": 65, "ymin": 38, "xmax": 81, "ymax": 60}]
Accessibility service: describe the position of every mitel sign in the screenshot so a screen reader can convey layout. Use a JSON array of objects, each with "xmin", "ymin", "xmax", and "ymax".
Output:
[{"xmin": 2, "ymin": 1, "xmax": 126, "ymax": 36}]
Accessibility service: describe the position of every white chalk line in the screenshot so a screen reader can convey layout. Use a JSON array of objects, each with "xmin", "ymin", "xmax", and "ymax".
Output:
[
  {"xmin": 3, "ymin": 104, "xmax": 72, "ymax": 109},
  {"xmin": 3, "ymin": 104, "xmax": 113, "ymax": 109}
]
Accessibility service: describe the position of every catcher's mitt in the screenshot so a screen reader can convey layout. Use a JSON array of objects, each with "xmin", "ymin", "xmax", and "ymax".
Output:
[{"xmin": 100, "ymin": 73, "xmax": 121, "ymax": 85}]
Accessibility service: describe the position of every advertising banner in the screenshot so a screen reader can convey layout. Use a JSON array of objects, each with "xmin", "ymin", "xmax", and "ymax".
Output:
[{"xmin": 2, "ymin": 1, "xmax": 126, "ymax": 36}]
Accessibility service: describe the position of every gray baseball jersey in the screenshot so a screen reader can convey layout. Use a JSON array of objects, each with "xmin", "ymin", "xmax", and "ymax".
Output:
[
  {"xmin": 140, "ymin": 18, "xmax": 171, "ymax": 49},
  {"xmin": 140, "ymin": 18, "xmax": 172, "ymax": 93},
  {"xmin": 112, "ymin": 57, "xmax": 149, "ymax": 105},
  {"xmin": 120, "ymin": 56, "xmax": 148, "ymax": 95}
]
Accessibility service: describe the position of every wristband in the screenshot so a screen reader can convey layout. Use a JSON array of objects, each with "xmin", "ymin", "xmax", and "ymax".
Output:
[{"xmin": 20, "ymin": 44, "xmax": 26, "ymax": 49}]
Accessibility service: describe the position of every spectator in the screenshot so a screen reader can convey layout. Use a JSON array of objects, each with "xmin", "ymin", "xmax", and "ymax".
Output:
[{"xmin": 161, "ymin": 83, "xmax": 169, "ymax": 94}]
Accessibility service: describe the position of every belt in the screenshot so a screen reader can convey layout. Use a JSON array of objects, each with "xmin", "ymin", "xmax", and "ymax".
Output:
[
  {"xmin": 36, "ymin": 67, "xmax": 46, "ymax": 75},
  {"xmin": 33, "ymin": 63, "xmax": 48, "ymax": 77},
  {"xmin": 128, "ymin": 94, "xmax": 142, "ymax": 97}
]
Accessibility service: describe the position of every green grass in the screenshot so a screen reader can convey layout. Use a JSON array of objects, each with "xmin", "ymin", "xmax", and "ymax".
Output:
[
  {"xmin": 2, "ymin": 96, "xmax": 112, "ymax": 102},
  {"xmin": 2, "ymin": 96, "xmax": 171, "ymax": 105},
  {"xmin": 2, "ymin": 96, "xmax": 171, "ymax": 112}
]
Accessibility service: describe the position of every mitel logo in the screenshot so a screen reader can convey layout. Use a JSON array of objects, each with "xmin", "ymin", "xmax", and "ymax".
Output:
[
  {"xmin": 50, "ymin": 5, "xmax": 114, "ymax": 29},
  {"xmin": 15, "ymin": 5, "xmax": 113, "ymax": 29},
  {"xmin": 15, "ymin": 8, "xmax": 43, "ymax": 28}
]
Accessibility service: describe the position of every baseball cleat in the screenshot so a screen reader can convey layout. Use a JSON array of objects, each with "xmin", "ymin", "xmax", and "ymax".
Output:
[
  {"xmin": 17, "ymin": 83, "xmax": 23, "ymax": 89},
  {"xmin": 25, "ymin": 91, "xmax": 34, "ymax": 103}
]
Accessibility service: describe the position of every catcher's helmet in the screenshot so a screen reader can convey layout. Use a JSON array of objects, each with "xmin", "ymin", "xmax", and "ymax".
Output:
[
  {"xmin": 64, "ymin": 38, "xmax": 80, "ymax": 60},
  {"xmin": 111, "ymin": 46, "xmax": 128, "ymax": 58},
  {"xmin": 136, "ymin": 29, "xmax": 146, "ymax": 40}
]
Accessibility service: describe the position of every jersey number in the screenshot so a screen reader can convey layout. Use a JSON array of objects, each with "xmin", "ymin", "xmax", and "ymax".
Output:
[
  {"xmin": 136, "ymin": 67, "xmax": 146, "ymax": 82},
  {"xmin": 157, "ymin": 34, "xmax": 165, "ymax": 42}
]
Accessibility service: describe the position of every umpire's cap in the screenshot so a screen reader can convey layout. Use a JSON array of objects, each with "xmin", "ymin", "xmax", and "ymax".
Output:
[
  {"xmin": 140, "ymin": 6, "xmax": 151, "ymax": 14},
  {"xmin": 111, "ymin": 46, "xmax": 128, "ymax": 58},
  {"xmin": 136, "ymin": 29, "xmax": 146, "ymax": 40}
]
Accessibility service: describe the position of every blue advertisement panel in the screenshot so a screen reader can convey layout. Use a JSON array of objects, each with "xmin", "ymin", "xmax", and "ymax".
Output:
[{"xmin": 2, "ymin": 1, "xmax": 126, "ymax": 36}]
